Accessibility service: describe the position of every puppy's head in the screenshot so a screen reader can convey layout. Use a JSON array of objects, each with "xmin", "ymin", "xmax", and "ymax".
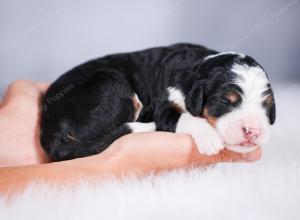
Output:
[{"xmin": 189, "ymin": 52, "xmax": 275, "ymax": 147}]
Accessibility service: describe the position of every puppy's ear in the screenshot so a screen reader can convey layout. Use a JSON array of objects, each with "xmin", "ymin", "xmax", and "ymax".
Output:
[
  {"xmin": 268, "ymin": 99, "xmax": 276, "ymax": 125},
  {"xmin": 185, "ymin": 81, "xmax": 205, "ymax": 116},
  {"xmin": 264, "ymin": 88, "xmax": 276, "ymax": 125}
]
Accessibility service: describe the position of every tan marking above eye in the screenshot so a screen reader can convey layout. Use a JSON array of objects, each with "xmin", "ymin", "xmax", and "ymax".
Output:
[{"xmin": 225, "ymin": 91, "xmax": 239, "ymax": 104}]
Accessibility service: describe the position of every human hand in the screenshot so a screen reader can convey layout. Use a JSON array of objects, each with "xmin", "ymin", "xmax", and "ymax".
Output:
[{"xmin": 93, "ymin": 132, "xmax": 261, "ymax": 177}]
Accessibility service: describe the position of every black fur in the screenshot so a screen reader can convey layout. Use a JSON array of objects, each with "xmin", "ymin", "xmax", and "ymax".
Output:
[{"xmin": 40, "ymin": 43, "xmax": 275, "ymax": 161}]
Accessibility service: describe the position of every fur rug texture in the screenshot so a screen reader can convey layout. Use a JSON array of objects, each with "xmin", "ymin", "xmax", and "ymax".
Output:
[{"xmin": 1, "ymin": 84, "xmax": 300, "ymax": 220}]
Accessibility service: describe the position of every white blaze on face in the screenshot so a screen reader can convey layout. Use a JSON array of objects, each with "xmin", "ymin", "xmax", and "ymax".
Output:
[{"xmin": 216, "ymin": 64, "xmax": 271, "ymax": 146}]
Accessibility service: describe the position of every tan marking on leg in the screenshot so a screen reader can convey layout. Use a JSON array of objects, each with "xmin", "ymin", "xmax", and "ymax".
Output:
[
  {"xmin": 132, "ymin": 94, "xmax": 143, "ymax": 121},
  {"xmin": 170, "ymin": 102, "xmax": 184, "ymax": 113}
]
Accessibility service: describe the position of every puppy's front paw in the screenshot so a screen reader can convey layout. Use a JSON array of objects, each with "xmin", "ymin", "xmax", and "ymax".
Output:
[
  {"xmin": 176, "ymin": 113, "xmax": 224, "ymax": 155},
  {"xmin": 192, "ymin": 127, "xmax": 224, "ymax": 155}
]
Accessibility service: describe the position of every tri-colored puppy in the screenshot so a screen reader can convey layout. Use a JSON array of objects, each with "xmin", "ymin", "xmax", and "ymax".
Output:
[{"xmin": 40, "ymin": 43, "xmax": 276, "ymax": 161}]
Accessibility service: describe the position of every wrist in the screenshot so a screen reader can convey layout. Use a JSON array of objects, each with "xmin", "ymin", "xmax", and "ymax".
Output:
[{"xmin": 58, "ymin": 144, "xmax": 127, "ymax": 181}]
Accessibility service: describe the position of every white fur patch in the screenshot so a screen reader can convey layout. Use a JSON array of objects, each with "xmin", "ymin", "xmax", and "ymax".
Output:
[
  {"xmin": 167, "ymin": 87, "xmax": 186, "ymax": 111},
  {"xmin": 127, "ymin": 122, "xmax": 156, "ymax": 133},
  {"xmin": 204, "ymin": 51, "xmax": 245, "ymax": 61},
  {"xmin": 176, "ymin": 112, "xmax": 224, "ymax": 155},
  {"xmin": 232, "ymin": 64, "xmax": 270, "ymax": 119},
  {"xmin": 232, "ymin": 64, "xmax": 269, "ymax": 103}
]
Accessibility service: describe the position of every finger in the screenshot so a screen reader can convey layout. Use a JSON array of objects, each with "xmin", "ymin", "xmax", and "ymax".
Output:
[
  {"xmin": 35, "ymin": 82, "xmax": 50, "ymax": 92},
  {"xmin": 5, "ymin": 80, "xmax": 49, "ymax": 93},
  {"xmin": 215, "ymin": 146, "xmax": 262, "ymax": 163}
]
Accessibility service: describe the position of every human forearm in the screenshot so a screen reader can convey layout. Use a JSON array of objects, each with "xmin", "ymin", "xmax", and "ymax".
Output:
[
  {"xmin": 0, "ymin": 149, "xmax": 122, "ymax": 196},
  {"xmin": 0, "ymin": 133, "xmax": 194, "ymax": 197}
]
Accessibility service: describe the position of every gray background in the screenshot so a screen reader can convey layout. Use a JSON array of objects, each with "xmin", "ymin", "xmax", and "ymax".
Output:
[{"xmin": 1, "ymin": 0, "xmax": 300, "ymax": 96}]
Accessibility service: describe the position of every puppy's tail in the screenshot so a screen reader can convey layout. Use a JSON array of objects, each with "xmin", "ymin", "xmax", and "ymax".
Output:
[{"xmin": 41, "ymin": 122, "xmax": 156, "ymax": 161}]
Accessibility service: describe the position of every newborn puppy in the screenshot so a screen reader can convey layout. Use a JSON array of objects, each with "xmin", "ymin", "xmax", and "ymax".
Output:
[{"xmin": 40, "ymin": 43, "xmax": 276, "ymax": 161}]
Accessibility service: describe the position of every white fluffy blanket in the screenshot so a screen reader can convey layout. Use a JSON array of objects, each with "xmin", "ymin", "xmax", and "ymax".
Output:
[{"xmin": 1, "ymin": 84, "xmax": 300, "ymax": 220}]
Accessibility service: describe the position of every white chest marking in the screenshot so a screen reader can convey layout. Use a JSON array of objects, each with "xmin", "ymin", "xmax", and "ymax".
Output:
[{"xmin": 167, "ymin": 87, "xmax": 186, "ymax": 111}]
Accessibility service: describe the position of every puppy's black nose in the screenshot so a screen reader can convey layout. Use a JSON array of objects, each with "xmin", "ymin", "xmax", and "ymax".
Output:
[{"xmin": 242, "ymin": 127, "xmax": 260, "ymax": 140}]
